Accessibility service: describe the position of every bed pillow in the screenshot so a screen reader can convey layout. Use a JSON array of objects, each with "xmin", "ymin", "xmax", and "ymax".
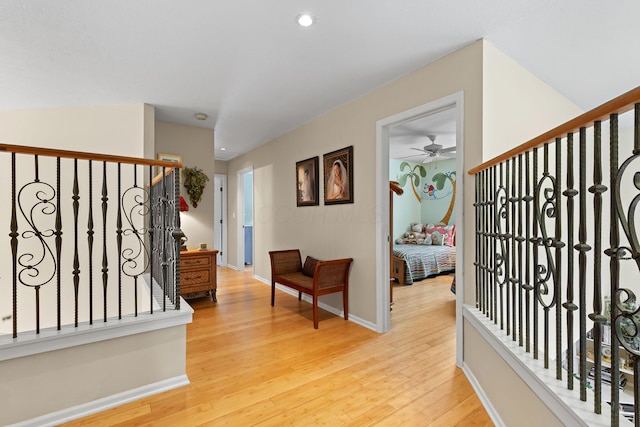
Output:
[
  {"xmin": 429, "ymin": 231, "xmax": 445, "ymax": 246},
  {"xmin": 424, "ymin": 224, "xmax": 456, "ymax": 246},
  {"xmin": 421, "ymin": 234, "xmax": 433, "ymax": 245},
  {"xmin": 302, "ymin": 256, "xmax": 320, "ymax": 277}
]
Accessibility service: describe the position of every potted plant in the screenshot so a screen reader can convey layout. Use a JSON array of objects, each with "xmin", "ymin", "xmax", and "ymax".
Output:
[{"xmin": 183, "ymin": 166, "xmax": 209, "ymax": 208}]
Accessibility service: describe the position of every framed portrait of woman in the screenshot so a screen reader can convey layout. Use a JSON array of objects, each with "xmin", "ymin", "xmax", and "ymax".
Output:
[
  {"xmin": 323, "ymin": 146, "xmax": 353, "ymax": 205},
  {"xmin": 296, "ymin": 156, "xmax": 319, "ymax": 206}
]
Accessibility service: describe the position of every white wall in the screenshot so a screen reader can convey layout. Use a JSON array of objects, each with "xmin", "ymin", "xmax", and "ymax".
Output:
[{"xmin": 155, "ymin": 121, "xmax": 216, "ymax": 251}]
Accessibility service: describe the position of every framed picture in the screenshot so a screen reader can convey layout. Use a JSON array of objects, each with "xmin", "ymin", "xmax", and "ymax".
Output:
[
  {"xmin": 157, "ymin": 152, "xmax": 183, "ymax": 181},
  {"xmin": 323, "ymin": 146, "xmax": 353, "ymax": 205},
  {"xmin": 296, "ymin": 156, "xmax": 319, "ymax": 206}
]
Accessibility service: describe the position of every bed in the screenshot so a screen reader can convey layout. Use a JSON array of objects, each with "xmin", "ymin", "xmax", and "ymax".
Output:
[{"xmin": 391, "ymin": 244, "xmax": 456, "ymax": 286}]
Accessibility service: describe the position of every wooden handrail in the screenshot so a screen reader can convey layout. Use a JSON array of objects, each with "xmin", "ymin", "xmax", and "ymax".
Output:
[
  {"xmin": 468, "ymin": 85, "xmax": 640, "ymax": 175},
  {"xmin": 0, "ymin": 143, "xmax": 183, "ymax": 168}
]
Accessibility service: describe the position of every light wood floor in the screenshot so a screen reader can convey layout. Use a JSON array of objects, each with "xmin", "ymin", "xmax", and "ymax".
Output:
[{"xmin": 64, "ymin": 268, "xmax": 493, "ymax": 426}]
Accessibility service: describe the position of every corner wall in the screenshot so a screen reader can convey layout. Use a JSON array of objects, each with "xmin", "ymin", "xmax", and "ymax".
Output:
[{"xmin": 155, "ymin": 121, "xmax": 216, "ymax": 250}]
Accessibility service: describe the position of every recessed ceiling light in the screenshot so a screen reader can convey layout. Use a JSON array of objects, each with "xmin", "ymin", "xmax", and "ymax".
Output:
[
  {"xmin": 220, "ymin": 147, "xmax": 227, "ymax": 151},
  {"xmin": 194, "ymin": 113, "xmax": 208, "ymax": 121},
  {"xmin": 296, "ymin": 14, "xmax": 315, "ymax": 27}
]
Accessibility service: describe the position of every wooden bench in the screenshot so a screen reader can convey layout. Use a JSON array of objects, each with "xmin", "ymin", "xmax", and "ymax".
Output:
[{"xmin": 269, "ymin": 249, "xmax": 353, "ymax": 329}]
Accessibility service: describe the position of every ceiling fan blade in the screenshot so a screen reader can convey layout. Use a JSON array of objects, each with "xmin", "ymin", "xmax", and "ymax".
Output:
[
  {"xmin": 410, "ymin": 148, "xmax": 428, "ymax": 153},
  {"xmin": 440, "ymin": 146, "xmax": 456, "ymax": 153}
]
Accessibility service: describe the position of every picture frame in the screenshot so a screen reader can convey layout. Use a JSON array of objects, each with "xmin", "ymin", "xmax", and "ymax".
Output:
[
  {"xmin": 323, "ymin": 145, "xmax": 353, "ymax": 205},
  {"xmin": 157, "ymin": 152, "xmax": 183, "ymax": 181},
  {"xmin": 296, "ymin": 156, "xmax": 319, "ymax": 207}
]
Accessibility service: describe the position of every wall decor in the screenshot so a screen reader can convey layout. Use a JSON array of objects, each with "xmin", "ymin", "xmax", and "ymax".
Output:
[
  {"xmin": 397, "ymin": 162, "xmax": 427, "ymax": 202},
  {"xmin": 323, "ymin": 146, "xmax": 353, "ymax": 205},
  {"xmin": 296, "ymin": 156, "xmax": 319, "ymax": 206},
  {"xmin": 183, "ymin": 166, "xmax": 209, "ymax": 208},
  {"xmin": 157, "ymin": 152, "xmax": 183, "ymax": 181}
]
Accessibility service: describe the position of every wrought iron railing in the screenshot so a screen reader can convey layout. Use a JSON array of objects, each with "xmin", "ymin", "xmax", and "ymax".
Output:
[
  {"xmin": 0, "ymin": 144, "xmax": 183, "ymax": 339},
  {"xmin": 470, "ymin": 86, "xmax": 640, "ymax": 426}
]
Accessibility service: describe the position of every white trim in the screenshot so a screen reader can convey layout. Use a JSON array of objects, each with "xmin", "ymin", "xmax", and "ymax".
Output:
[
  {"xmin": 11, "ymin": 375, "xmax": 190, "ymax": 427},
  {"xmin": 0, "ymin": 303, "xmax": 193, "ymax": 362},
  {"xmin": 463, "ymin": 305, "xmax": 615, "ymax": 427},
  {"xmin": 460, "ymin": 363, "xmax": 505, "ymax": 427},
  {"xmin": 375, "ymin": 92, "xmax": 465, "ymax": 335},
  {"xmin": 236, "ymin": 166, "xmax": 253, "ymax": 269}
]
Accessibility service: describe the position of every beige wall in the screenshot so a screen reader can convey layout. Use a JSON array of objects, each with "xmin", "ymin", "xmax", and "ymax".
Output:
[
  {"xmin": 0, "ymin": 326, "xmax": 186, "ymax": 425},
  {"xmin": 215, "ymin": 159, "xmax": 228, "ymax": 175},
  {"xmin": 155, "ymin": 121, "xmax": 216, "ymax": 250},
  {"xmin": 226, "ymin": 40, "xmax": 484, "ymax": 325},
  {"xmin": 482, "ymin": 42, "xmax": 583, "ymax": 160}
]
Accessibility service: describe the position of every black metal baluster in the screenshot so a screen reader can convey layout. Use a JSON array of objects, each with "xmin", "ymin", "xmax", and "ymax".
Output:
[
  {"xmin": 161, "ymin": 166, "xmax": 167, "ymax": 311},
  {"xmin": 517, "ymin": 154, "xmax": 524, "ymax": 347},
  {"xmin": 482, "ymin": 169, "xmax": 487, "ymax": 314},
  {"xmin": 532, "ymin": 147, "xmax": 539, "ymax": 359},
  {"xmin": 589, "ymin": 121, "xmax": 608, "ymax": 414},
  {"xmin": 474, "ymin": 171, "xmax": 480, "ymax": 309},
  {"xmin": 577, "ymin": 127, "xmax": 590, "ymax": 401},
  {"xmin": 149, "ymin": 165, "xmax": 154, "ymax": 314},
  {"xmin": 608, "ymin": 113, "xmax": 620, "ymax": 426},
  {"xmin": 117, "ymin": 163, "xmax": 122, "ymax": 320},
  {"xmin": 524, "ymin": 151, "xmax": 533, "ymax": 353},
  {"xmin": 492, "ymin": 165, "xmax": 498, "ymax": 324},
  {"xmin": 505, "ymin": 159, "xmax": 511, "ymax": 336},
  {"xmin": 554, "ymin": 137, "xmax": 563, "ymax": 380},
  {"xmin": 133, "ymin": 164, "xmax": 138, "ymax": 317},
  {"xmin": 511, "ymin": 158, "xmax": 518, "ymax": 340},
  {"xmin": 55, "ymin": 157, "xmax": 62, "ymax": 331},
  {"xmin": 10, "ymin": 152, "xmax": 18, "ymax": 338},
  {"xmin": 88, "ymin": 160, "xmax": 94, "ymax": 324},
  {"xmin": 73, "ymin": 159, "xmax": 80, "ymax": 327},
  {"xmin": 102, "ymin": 161, "xmax": 108, "ymax": 322},
  {"xmin": 563, "ymin": 132, "xmax": 578, "ymax": 390}
]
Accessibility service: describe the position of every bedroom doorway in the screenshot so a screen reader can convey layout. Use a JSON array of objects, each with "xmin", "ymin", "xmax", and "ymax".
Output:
[{"xmin": 376, "ymin": 92, "xmax": 464, "ymax": 363}]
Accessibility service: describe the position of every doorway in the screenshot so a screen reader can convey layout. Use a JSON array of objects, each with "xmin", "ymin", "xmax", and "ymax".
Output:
[
  {"xmin": 236, "ymin": 166, "xmax": 254, "ymax": 270},
  {"xmin": 376, "ymin": 92, "xmax": 464, "ymax": 363}
]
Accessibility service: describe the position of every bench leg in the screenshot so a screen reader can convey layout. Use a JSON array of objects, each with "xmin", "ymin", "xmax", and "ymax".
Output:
[
  {"xmin": 298, "ymin": 291, "xmax": 302, "ymax": 301},
  {"xmin": 271, "ymin": 282, "xmax": 275, "ymax": 306},
  {"xmin": 313, "ymin": 295, "xmax": 319, "ymax": 329},
  {"xmin": 343, "ymin": 289, "xmax": 349, "ymax": 321}
]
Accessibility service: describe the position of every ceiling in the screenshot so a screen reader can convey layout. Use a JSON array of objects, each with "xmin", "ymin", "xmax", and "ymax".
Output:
[{"xmin": 1, "ymin": 1, "xmax": 639, "ymax": 161}]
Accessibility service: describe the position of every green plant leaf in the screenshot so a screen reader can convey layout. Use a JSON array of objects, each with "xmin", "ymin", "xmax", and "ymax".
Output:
[
  {"xmin": 398, "ymin": 174, "xmax": 408, "ymax": 187},
  {"xmin": 433, "ymin": 173, "xmax": 447, "ymax": 190}
]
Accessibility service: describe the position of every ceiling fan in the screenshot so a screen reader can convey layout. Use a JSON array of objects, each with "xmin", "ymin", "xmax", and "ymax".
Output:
[{"xmin": 410, "ymin": 135, "xmax": 456, "ymax": 163}]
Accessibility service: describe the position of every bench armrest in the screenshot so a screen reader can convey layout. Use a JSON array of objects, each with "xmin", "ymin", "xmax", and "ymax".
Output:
[
  {"xmin": 314, "ymin": 258, "xmax": 353, "ymax": 290},
  {"xmin": 269, "ymin": 249, "xmax": 303, "ymax": 276}
]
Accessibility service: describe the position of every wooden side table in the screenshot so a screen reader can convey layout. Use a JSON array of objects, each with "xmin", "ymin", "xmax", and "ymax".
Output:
[{"xmin": 179, "ymin": 249, "xmax": 218, "ymax": 302}]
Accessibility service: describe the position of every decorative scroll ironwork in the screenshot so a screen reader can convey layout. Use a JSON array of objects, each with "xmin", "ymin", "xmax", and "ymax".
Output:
[
  {"xmin": 494, "ymin": 164, "xmax": 508, "ymax": 330},
  {"xmin": 121, "ymin": 165, "xmax": 151, "ymax": 317}
]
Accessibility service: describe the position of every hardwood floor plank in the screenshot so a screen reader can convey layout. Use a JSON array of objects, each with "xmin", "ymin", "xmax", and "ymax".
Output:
[{"xmin": 62, "ymin": 268, "xmax": 492, "ymax": 426}]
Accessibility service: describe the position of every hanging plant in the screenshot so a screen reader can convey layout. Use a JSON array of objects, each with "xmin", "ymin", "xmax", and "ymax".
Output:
[{"xmin": 183, "ymin": 166, "xmax": 209, "ymax": 208}]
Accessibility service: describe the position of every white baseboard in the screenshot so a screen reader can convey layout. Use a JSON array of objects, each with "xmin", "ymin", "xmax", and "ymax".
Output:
[
  {"xmin": 11, "ymin": 375, "xmax": 190, "ymax": 427},
  {"xmin": 460, "ymin": 363, "xmax": 505, "ymax": 427}
]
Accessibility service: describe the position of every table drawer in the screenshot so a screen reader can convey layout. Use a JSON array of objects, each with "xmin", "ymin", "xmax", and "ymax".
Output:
[
  {"xmin": 182, "ymin": 269, "xmax": 211, "ymax": 286},
  {"xmin": 181, "ymin": 255, "xmax": 211, "ymax": 269}
]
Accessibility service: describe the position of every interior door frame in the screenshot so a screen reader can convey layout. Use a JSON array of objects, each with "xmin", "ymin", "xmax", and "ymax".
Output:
[
  {"xmin": 236, "ymin": 166, "xmax": 253, "ymax": 270},
  {"xmin": 376, "ymin": 91, "xmax": 464, "ymax": 364}
]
